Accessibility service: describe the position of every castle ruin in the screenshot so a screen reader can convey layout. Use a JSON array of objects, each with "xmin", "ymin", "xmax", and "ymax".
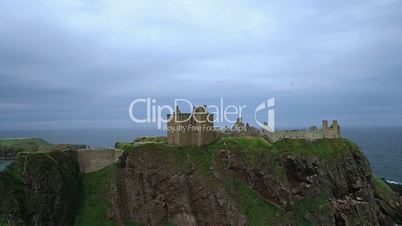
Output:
[
  {"xmin": 167, "ymin": 106, "xmax": 220, "ymax": 147},
  {"xmin": 262, "ymin": 120, "xmax": 341, "ymax": 142},
  {"xmin": 226, "ymin": 117, "xmax": 260, "ymax": 136}
]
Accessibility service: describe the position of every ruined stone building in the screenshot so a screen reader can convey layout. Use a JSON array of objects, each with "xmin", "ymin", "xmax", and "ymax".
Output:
[
  {"xmin": 262, "ymin": 120, "xmax": 341, "ymax": 142},
  {"xmin": 225, "ymin": 117, "xmax": 260, "ymax": 136},
  {"xmin": 167, "ymin": 106, "xmax": 220, "ymax": 146}
]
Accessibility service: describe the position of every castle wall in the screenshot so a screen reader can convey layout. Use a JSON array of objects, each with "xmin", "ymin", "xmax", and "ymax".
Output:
[
  {"xmin": 263, "ymin": 120, "xmax": 341, "ymax": 142},
  {"xmin": 265, "ymin": 129, "xmax": 325, "ymax": 142},
  {"xmin": 77, "ymin": 148, "xmax": 123, "ymax": 173}
]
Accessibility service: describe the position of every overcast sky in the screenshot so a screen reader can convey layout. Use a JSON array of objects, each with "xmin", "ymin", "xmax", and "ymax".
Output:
[{"xmin": 1, "ymin": 0, "xmax": 402, "ymax": 130}]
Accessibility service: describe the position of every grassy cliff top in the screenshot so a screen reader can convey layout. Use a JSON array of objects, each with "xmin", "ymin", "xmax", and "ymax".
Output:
[
  {"xmin": 133, "ymin": 136, "xmax": 166, "ymax": 143},
  {"xmin": 117, "ymin": 136, "xmax": 360, "ymax": 160},
  {"xmin": 0, "ymin": 138, "xmax": 53, "ymax": 152},
  {"xmin": 0, "ymin": 137, "xmax": 49, "ymax": 144}
]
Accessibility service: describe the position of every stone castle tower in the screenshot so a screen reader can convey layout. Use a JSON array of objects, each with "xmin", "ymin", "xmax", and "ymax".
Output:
[
  {"xmin": 322, "ymin": 120, "xmax": 341, "ymax": 138},
  {"xmin": 167, "ymin": 105, "xmax": 219, "ymax": 147}
]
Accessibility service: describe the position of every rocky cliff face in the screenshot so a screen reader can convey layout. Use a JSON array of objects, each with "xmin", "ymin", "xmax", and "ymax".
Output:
[
  {"xmin": 110, "ymin": 145, "xmax": 246, "ymax": 226},
  {"xmin": 0, "ymin": 150, "xmax": 80, "ymax": 226},
  {"xmin": 107, "ymin": 137, "xmax": 402, "ymax": 226}
]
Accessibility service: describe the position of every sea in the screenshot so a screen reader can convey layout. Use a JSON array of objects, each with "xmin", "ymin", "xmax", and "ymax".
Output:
[
  {"xmin": 0, "ymin": 127, "xmax": 401, "ymax": 183},
  {"xmin": 0, "ymin": 160, "xmax": 12, "ymax": 171}
]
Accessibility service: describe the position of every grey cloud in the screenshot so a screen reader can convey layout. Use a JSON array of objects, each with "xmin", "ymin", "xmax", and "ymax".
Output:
[{"xmin": 0, "ymin": 0, "xmax": 402, "ymax": 129}]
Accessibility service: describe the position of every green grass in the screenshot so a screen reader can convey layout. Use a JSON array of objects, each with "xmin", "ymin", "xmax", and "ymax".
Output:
[
  {"xmin": 273, "ymin": 138, "xmax": 358, "ymax": 159},
  {"xmin": 311, "ymin": 138, "xmax": 357, "ymax": 158},
  {"xmin": 214, "ymin": 136, "xmax": 276, "ymax": 166},
  {"xmin": 217, "ymin": 136, "xmax": 272, "ymax": 151},
  {"xmin": 74, "ymin": 165, "xmax": 117, "ymax": 226},
  {"xmin": 372, "ymin": 175, "xmax": 393, "ymax": 194},
  {"xmin": 226, "ymin": 174, "xmax": 285, "ymax": 226},
  {"xmin": 0, "ymin": 137, "xmax": 48, "ymax": 145},
  {"xmin": 181, "ymin": 147, "xmax": 213, "ymax": 176},
  {"xmin": 115, "ymin": 142, "xmax": 136, "ymax": 151},
  {"xmin": 294, "ymin": 196, "xmax": 329, "ymax": 226},
  {"xmin": 0, "ymin": 138, "xmax": 53, "ymax": 154},
  {"xmin": 115, "ymin": 136, "xmax": 167, "ymax": 151},
  {"xmin": 134, "ymin": 136, "xmax": 166, "ymax": 143}
]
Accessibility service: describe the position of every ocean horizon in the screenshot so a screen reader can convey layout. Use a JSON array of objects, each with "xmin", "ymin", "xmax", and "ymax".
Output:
[{"xmin": 1, "ymin": 127, "xmax": 401, "ymax": 183}]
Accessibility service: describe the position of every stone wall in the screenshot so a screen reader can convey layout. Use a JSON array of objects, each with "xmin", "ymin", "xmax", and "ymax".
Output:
[
  {"xmin": 77, "ymin": 149, "xmax": 123, "ymax": 173},
  {"xmin": 263, "ymin": 120, "xmax": 341, "ymax": 142}
]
